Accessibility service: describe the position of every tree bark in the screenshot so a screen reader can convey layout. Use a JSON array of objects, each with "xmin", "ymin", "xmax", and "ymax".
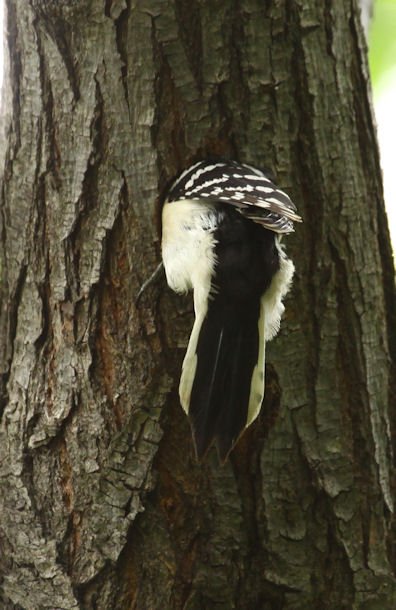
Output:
[
  {"xmin": 359, "ymin": 0, "xmax": 373, "ymax": 37},
  {"xmin": 1, "ymin": 1, "xmax": 395, "ymax": 609}
]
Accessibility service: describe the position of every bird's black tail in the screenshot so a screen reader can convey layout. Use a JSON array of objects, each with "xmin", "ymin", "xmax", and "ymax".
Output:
[{"xmin": 179, "ymin": 293, "xmax": 266, "ymax": 462}]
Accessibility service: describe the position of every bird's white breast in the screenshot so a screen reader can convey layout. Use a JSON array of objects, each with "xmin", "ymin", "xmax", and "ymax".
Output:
[{"xmin": 162, "ymin": 200, "xmax": 219, "ymax": 312}]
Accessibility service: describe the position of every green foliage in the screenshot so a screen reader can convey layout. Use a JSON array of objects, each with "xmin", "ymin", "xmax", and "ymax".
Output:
[{"xmin": 369, "ymin": 0, "xmax": 396, "ymax": 91}]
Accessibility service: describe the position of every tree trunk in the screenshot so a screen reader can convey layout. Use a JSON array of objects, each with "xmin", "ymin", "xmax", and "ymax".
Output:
[{"xmin": 1, "ymin": 1, "xmax": 395, "ymax": 609}]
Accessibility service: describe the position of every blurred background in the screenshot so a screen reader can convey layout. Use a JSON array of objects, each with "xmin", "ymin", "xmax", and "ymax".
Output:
[
  {"xmin": 0, "ymin": 0, "xmax": 395, "ymax": 245},
  {"xmin": 369, "ymin": 0, "xmax": 396, "ymax": 246}
]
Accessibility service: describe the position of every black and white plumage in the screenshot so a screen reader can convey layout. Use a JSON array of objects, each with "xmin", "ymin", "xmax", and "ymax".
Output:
[{"xmin": 161, "ymin": 160, "xmax": 301, "ymax": 461}]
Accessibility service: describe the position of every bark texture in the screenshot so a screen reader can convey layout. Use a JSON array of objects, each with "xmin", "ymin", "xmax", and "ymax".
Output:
[{"xmin": 0, "ymin": 0, "xmax": 395, "ymax": 609}]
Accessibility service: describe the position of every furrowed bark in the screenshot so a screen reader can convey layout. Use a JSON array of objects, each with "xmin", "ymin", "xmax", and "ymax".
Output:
[{"xmin": 0, "ymin": 1, "xmax": 395, "ymax": 609}]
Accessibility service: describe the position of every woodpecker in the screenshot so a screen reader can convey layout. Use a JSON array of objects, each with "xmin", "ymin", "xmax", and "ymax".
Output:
[{"xmin": 161, "ymin": 160, "xmax": 301, "ymax": 461}]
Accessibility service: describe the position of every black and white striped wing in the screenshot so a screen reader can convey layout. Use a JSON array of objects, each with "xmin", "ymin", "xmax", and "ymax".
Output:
[{"xmin": 167, "ymin": 160, "xmax": 302, "ymax": 234}]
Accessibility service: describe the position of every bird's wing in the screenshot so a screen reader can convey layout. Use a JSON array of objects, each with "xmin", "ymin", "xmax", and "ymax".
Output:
[{"xmin": 167, "ymin": 160, "xmax": 302, "ymax": 234}]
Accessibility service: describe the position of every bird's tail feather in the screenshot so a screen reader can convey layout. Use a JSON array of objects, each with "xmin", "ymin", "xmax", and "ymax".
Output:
[{"xmin": 179, "ymin": 294, "xmax": 266, "ymax": 461}]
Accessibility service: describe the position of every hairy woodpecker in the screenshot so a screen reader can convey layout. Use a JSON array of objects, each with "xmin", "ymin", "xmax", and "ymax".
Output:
[{"xmin": 161, "ymin": 160, "xmax": 301, "ymax": 461}]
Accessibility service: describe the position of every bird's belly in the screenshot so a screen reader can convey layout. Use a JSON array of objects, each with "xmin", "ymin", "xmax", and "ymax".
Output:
[{"xmin": 162, "ymin": 200, "xmax": 219, "ymax": 295}]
